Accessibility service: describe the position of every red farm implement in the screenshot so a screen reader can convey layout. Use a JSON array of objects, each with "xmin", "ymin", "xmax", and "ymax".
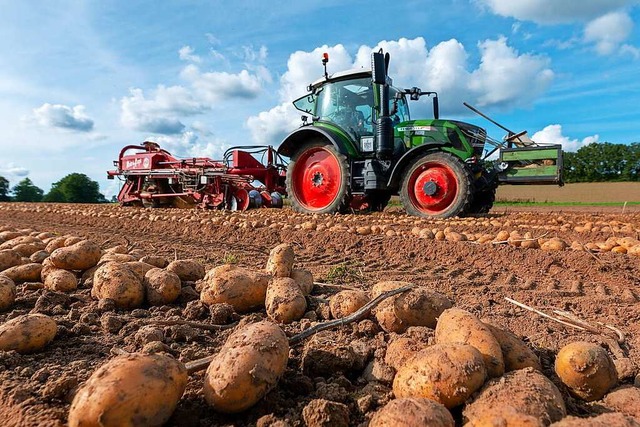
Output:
[{"xmin": 107, "ymin": 141, "xmax": 287, "ymax": 210}]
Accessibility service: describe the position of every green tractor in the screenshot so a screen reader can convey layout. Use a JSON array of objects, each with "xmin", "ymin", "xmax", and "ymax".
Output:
[{"xmin": 277, "ymin": 50, "xmax": 563, "ymax": 218}]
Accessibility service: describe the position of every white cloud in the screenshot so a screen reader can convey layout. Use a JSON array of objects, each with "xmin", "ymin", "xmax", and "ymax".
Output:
[
  {"xmin": 179, "ymin": 45, "xmax": 202, "ymax": 63},
  {"xmin": 469, "ymin": 37, "xmax": 554, "ymax": 107},
  {"xmin": 31, "ymin": 103, "xmax": 94, "ymax": 132},
  {"xmin": 478, "ymin": 0, "xmax": 633, "ymax": 24},
  {"xmin": 532, "ymin": 124, "xmax": 598, "ymax": 152},
  {"xmin": 246, "ymin": 103, "xmax": 301, "ymax": 146},
  {"xmin": 584, "ymin": 12, "xmax": 634, "ymax": 55},
  {"xmin": 0, "ymin": 163, "xmax": 29, "ymax": 178},
  {"xmin": 120, "ymin": 58, "xmax": 269, "ymax": 134},
  {"xmin": 147, "ymin": 130, "xmax": 230, "ymax": 160}
]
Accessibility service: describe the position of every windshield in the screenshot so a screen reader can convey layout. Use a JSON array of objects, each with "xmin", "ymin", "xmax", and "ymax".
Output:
[{"xmin": 316, "ymin": 78, "xmax": 374, "ymax": 138}]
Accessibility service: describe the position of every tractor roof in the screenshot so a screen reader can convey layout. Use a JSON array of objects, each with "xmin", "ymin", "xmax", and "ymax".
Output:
[{"xmin": 309, "ymin": 68, "xmax": 372, "ymax": 90}]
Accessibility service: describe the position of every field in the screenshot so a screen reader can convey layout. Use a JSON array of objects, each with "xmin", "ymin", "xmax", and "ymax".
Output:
[
  {"xmin": 496, "ymin": 182, "xmax": 640, "ymax": 205},
  {"xmin": 1, "ymin": 202, "xmax": 639, "ymax": 426}
]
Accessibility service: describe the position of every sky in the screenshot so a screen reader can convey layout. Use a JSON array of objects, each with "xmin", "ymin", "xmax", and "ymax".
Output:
[{"xmin": 1, "ymin": 0, "xmax": 639, "ymax": 198}]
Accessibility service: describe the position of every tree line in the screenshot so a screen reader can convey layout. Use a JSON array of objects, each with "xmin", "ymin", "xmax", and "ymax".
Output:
[
  {"xmin": 562, "ymin": 142, "xmax": 639, "ymax": 182},
  {"xmin": 0, "ymin": 173, "xmax": 107, "ymax": 203}
]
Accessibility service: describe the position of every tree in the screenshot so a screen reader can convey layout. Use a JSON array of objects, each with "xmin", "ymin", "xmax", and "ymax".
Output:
[
  {"xmin": 0, "ymin": 176, "xmax": 10, "ymax": 201},
  {"xmin": 563, "ymin": 142, "xmax": 639, "ymax": 183},
  {"xmin": 12, "ymin": 178, "xmax": 43, "ymax": 202},
  {"xmin": 44, "ymin": 173, "xmax": 106, "ymax": 203}
]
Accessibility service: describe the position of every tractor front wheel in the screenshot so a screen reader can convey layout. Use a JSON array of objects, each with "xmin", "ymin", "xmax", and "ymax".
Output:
[
  {"xmin": 286, "ymin": 141, "xmax": 350, "ymax": 214},
  {"xmin": 399, "ymin": 152, "xmax": 473, "ymax": 218}
]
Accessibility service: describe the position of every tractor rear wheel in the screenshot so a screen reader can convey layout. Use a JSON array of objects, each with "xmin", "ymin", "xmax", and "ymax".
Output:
[
  {"xmin": 286, "ymin": 141, "xmax": 350, "ymax": 214},
  {"xmin": 399, "ymin": 152, "xmax": 473, "ymax": 218}
]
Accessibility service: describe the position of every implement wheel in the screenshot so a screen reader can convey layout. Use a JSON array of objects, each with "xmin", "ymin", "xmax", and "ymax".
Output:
[
  {"xmin": 286, "ymin": 141, "xmax": 350, "ymax": 214},
  {"xmin": 400, "ymin": 152, "xmax": 473, "ymax": 218}
]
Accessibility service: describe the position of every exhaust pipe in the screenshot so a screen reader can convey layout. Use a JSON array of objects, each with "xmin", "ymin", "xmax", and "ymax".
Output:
[{"xmin": 372, "ymin": 50, "xmax": 393, "ymax": 160}]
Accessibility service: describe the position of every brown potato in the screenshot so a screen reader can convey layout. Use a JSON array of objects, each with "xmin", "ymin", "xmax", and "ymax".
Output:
[
  {"xmin": 49, "ymin": 239, "xmax": 102, "ymax": 271},
  {"xmin": 68, "ymin": 352, "xmax": 187, "ymax": 427},
  {"xmin": 385, "ymin": 337, "xmax": 424, "ymax": 370},
  {"xmin": 0, "ymin": 235, "xmax": 41, "ymax": 250},
  {"xmin": 601, "ymin": 385, "xmax": 640, "ymax": 418},
  {"xmin": 166, "ymin": 259, "xmax": 205, "ymax": 282},
  {"xmin": 370, "ymin": 398, "xmax": 454, "ymax": 427},
  {"xmin": 483, "ymin": 321, "xmax": 541, "ymax": 372},
  {"xmin": 0, "ymin": 313, "xmax": 57, "ymax": 353},
  {"xmin": 463, "ymin": 405, "xmax": 544, "ymax": 427},
  {"xmin": 373, "ymin": 282, "xmax": 453, "ymax": 333},
  {"xmin": 392, "ymin": 343, "xmax": 487, "ymax": 409},
  {"xmin": 44, "ymin": 268, "xmax": 78, "ymax": 292},
  {"xmin": 204, "ymin": 321, "xmax": 289, "ymax": 413},
  {"xmin": 100, "ymin": 253, "xmax": 138, "ymax": 263},
  {"xmin": 265, "ymin": 277, "xmax": 307, "ymax": 324},
  {"xmin": 93, "ymin": 262, "xmax": 144, "ymax": 309},
  {"xmin": 29, "ymin": 250, "xmax": 49, "ymax": 264},
  {"xmin": 555, "ymin": 341, "xmax": 617, "ymax": 401},
  {"xmin": 551, "ymin": 413, "xmax": 640, "ymax": 427},
  {"xmin": 123, "ymin": 261, "xmax": 156, "ymax": 281},
  {"xmin": 0, "ymin": 275, "xmax": 16, "ymax": 311},
  {"xmin": 1, "ymin": 263, "xmax": 43, "ymax": 284},
  {"xmin": 139, "ymin": 255, "xmax": 169, "ymax": 268},
  {"xmin": 463, "ymin": 367, "xmax": 566, "ymax": 425},
  {"xmin": 329, "ymin": 290, "xmax": 369, "ymax": 319},
  {"xmin": 200, "ymin": 265, "xmax": 270, "ymax": 312},
  {"xmin": 435, "ymin": 308, "xmax": 504, "ymax": 378},
  {"xmin": 291, "ymin": 268, "xmax": 314, "ymax": 295},
  {"xmin": 12, "ymin": 242, "xmax": 44, "ymax": 257},
  {"xmin": 265, "ymin": 243, "xmax": 294, "ymax": 277},
  {"xmin": 45, "ymin": 236, "xmax": 67, "ymax": 253},
  {"xmin": 144, "ymin": 268, "xmax": 181, "ymax": 305},
  {"xmin": 0, "ymin": 249, "xmax": 23, "ymax": 272}
]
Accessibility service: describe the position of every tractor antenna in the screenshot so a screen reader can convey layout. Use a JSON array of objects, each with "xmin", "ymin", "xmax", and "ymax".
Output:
[{"xmin": 322, "ymin": 52, "xmax": 329, "ymax": 80}]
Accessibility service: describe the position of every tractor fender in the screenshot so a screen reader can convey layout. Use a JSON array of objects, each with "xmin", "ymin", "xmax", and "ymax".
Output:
[
  {"xmin": 386, "ymin": 143, "xmax": 447, "ymax": 191},
  {"xmin": 277, "ymin": 126, "xmax": 355, "ymax": 158}
]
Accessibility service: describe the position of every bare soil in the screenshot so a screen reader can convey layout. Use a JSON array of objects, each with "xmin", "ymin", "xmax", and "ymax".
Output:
[{"xmin": 0, "ymin": 202, "xmax": 639, "ymax": 426}]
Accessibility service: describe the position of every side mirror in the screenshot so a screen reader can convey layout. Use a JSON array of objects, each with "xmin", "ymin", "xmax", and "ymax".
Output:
[
  {"xmin": 433, "ymin": 96, "xmax": 440, "ymax": 120},
  {"xmin": 371, "ymin": 51, "xmax": 387, "ymax": 85}
]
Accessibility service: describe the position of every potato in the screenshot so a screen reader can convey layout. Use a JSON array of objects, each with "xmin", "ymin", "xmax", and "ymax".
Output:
[
  {"xmin": 12, "ymin": 242, "xmax": 44, "ymax": 257},
  {"xmin": 372, "ymin": 282, "xmax": 453, "ymax": 333},
  {"xmin": 483, "ymin": 321, "xmax": 541, "ymax": 372},
  {"xmin": 44, "ymin": 268, "xmax": 78, "ymax": 292},
  {"xmin": 0, "ymin": 313, "xmax": 57, "ymax": 353},
  {"xmin": 435, "ymin": 308, "xmax": 504, "ymax": 378},
  {"xmin": 100, "ymin": 253, "xmax": 138, "ymax": 263},
  {"xmin": 601, "ymin": 385, "xmax": 640, "ymax": 418},
  {"xmin": 64, "ymin": 236, "xmax": 83, "ymax": 246},
  {"xmin": 50, "ymin": 239, "xmax": 102, "ymax": 271},
  {"xmin": 329, "ymin": 290, "xmax": 369, "ymax": 319},
  {"xmin": 123, "ymin": 261, "xmax": 156, "ymax": 281},
  {"xmin": 140, "ymin": 255, "xmax": 169, "ymax": 268},
  {"xmin": 0, "ymin": 249, "xmax": 23, "ymax": 272},
  {"xmin": 204, "ymin": 321, "xmax": 289, "ymax": 413},
  {"xmin": 29, "ymin": 249, "xmax": 49, "ymax": 264},
  {"xmin": 541, "ymin": 238, "xmax": 568, "ymax": 251},
  {"xmin": 200, "ymin": 265, "xmax": 270, "ymax": 312},
  {"xmin": 0, "ymin": 275, "xmax": 16, "ymax": 311},
  {"xmin": 370, "ymin": 398, "xmax": 454, "ymax": 427},
  {"xmin": 0, "ymin": 235, "xmax": 40, "ymax": 250},
  {"xmin": 1, "ymin": 263, "xmax": 43, "ymax": 284},
  {"xmin": 93, "ymin": 262, "xmax": 144, "ymax": 309},
  {"xmin": 45, "ymin": 236, "xmax": 67, "ymax": 253},
  {"xmin": 392, "ymin": 343, "xmax": 487, "ymax": 409},
  {"xmin": 265, "ymin": 243, "xmax": 294, "ymax": 277},
  {"xmin": 291, "ymin": 268, "xmax": 314, "ymax": 295},
  {"xmin": 166, "ymin": 259, "xmax": 205, "ymax": 282},
  {"xmin": 104, "ymin": 244, "xmax": 129, "ymax": 254},
  {"xmin": 144, "ymin": 268, "xmax": 181, "ymax": 305},
  {"xmin": 555, "ymin": 341, "xmax": 617, "ymax": 401},
  {"xmin": 68, "ymin": 352, "xmax": 187, "ymax": 427},
  {"xmin": 463, "ymin": 405, "xmax": 544, "ymax": 427},
  {"xmin": 551, "ymin": 413, "xmax": 640, "ymax": 427},
  {"xmin": 385, "ymin": 337, "xmax": 423, "ymax": 370},
  {"xmin": 464, "ymin": 367, "xmax": 566, "ymax": 425},
  {"xmin": 265, "ymin": 277, "xmax": 307, "ymax": 324}
]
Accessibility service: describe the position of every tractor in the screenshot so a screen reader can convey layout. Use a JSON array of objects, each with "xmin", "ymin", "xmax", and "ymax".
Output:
[{"xmin": 277, "ymin": 50, "xmax": 563, "ymax": 218}]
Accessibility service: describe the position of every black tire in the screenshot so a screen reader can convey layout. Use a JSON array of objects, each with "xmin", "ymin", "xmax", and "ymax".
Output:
[
  {"xmin": 399, "ymin": 152, "xmax": 473, "ymax": 218},
  {"xmin": 468, "ymin": 186, "xmax": 496, "ymax": 214},
  {"xmin": 286, "ymin": 141, "xmax": 351, "ymax": 214}
]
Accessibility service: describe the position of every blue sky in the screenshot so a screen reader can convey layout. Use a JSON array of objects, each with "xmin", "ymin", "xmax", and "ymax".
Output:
[{"xmin": 1, "ymin": 0, "xmax": 639, "ymax": 197}]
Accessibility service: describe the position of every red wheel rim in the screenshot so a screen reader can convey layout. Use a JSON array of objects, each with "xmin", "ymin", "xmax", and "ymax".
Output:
[
  {"xmin": 407, "ymin": 161, "xmax": 458, "ymax": 214},
  {"xmin": 292, "ymin": 147, "xmax": 342, "ymax": 211},
  {"xmin": 234, "ymin": 188, "xmax": 250, "ymax": 211}
]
